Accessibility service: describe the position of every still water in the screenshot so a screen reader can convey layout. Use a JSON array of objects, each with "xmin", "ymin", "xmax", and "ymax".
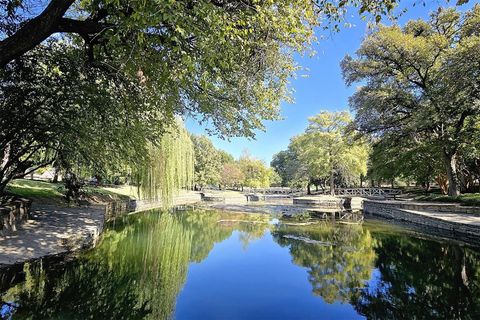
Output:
[{"xmin": 2, "ymin": 209, "xmax": 480, "ymax": 319}]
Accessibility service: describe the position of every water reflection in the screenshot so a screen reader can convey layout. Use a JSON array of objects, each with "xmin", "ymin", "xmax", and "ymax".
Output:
[
  {"xmin": 273, "ymin": 223, "xmax": 376, "ymax": 304},
  {"xmin": 1, "ymin": 210, "xmax": 480, "ymax": 319},
  {"xmin": 0, "ymin": 210, "xmax": 269, "ymax": 320},
  {"xmin": 352, "ymin": 229, "xmax": 480, "ymax": 319}
]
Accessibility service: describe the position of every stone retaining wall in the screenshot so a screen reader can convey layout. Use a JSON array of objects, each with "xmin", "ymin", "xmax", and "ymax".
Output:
[
  {"xmin": 364, "ymin": 200, "xmax": 480, "ymax": 237},
  {"xmin": 0, "ymin": 199, "xmax": 31, "ymax": 236},
  {"xmin": 105, "ymin": 192, "xmax": 202, "ymax": 220},
  {"xmin": 365, "ymin": 199, "xmax": 480, "ymax": 214}
]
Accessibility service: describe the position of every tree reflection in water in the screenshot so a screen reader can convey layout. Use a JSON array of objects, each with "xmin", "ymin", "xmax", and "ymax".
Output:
[
  {"xmin": 3, "ymin": 211, "xmax": 480, "ymax": 319},
  {"xmin": 352, "ymin": 231, "xmax": 480, "ymax": 319},
  {"xmin": 0, "ymin": 210, "xmax": 268, "ymax": 320},
  {"xmin": 272, "ymin": 222, "xmax": 376, "ymax": 304}
]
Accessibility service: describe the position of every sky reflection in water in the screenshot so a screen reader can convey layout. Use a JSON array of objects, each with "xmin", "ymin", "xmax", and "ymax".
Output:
[{"xmin": 2, "ymin": 209, "xmax": 480, "ymax": 319}]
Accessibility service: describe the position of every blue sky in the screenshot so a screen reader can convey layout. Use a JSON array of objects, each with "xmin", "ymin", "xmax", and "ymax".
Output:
[{"xmin": 186, "ymin": 1, "xmax": 471, "ymax": 164}]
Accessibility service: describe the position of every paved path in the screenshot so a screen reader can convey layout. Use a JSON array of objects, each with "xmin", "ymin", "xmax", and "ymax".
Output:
[
  {"xmin": 403, "ymin": 209, "xmax": 480, "ymax": 226},
  {"xmin": 0, "ymin": 204, "xmax": 105, "ymax": 266}
]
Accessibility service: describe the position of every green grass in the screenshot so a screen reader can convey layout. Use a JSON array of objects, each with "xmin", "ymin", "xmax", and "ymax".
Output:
[
  {"xmin": 414, "ymin": 193, "xmax": 480, "ymax": 206},
  {"xmin": 5, "ymin": 179, "xmax": 135, "ymax": 204},
  {"xmin": 6, "ymin": 179, "xmax": 64, "ymax": 202},
  {"xmin": 83, "ymin": 185, "xmax": 136, "ymax": 201}
]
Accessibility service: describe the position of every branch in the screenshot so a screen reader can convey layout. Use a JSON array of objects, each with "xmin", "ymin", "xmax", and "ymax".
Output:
[
  {"xmin": 55, "ymin": 18, "xmax": 110, "ymax": 42},
  {"xmin": 0, "ymin": 0, "xmax": 75, "ymax": 67}
]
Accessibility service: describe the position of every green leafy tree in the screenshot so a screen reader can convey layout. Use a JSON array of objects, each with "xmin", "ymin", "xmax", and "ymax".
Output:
[
  {"xmin": 218, "ymin": 150, "xmax": 235, "ymax": 166},
  {"xmin": 342, "ymin": 6, "xmax": 480, "ymax": 196},
  {"xmin": 271, "ymin": 149, "xmax": 304, "ymax": 187},
  {"xmin": 0, "ymin": 0, "xmax": 414, "ymax": 67},
  {"xmin": 191, "ymin": 135, "xmax": 222, "ymax": 189},
  {"xmin": 135, "ymin": 124, "xmax": 194, "ymax": 205},
  {"xmin": 367, "ymin": 137, "xmax": 444, "ymax": 191},
  {"xmin": 0, "ymin": 43, "xmax": 170, "ymax": 195},
  {"xmin": 291, "ymin": 111, "xmax": 369, "ymax": 195},
  {"xmin": 238, "ymin": 152, "xmax": 273, "ymax": 188}
]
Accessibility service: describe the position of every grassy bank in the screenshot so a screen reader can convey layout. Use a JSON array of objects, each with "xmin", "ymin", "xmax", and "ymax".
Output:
[
  {"xmin": 5, "ymin": 179, "xmax": 136, "ymax": 204},
  {"xmin": 414, "ymin": 193, "xmax": 480, "ymax": 207}
]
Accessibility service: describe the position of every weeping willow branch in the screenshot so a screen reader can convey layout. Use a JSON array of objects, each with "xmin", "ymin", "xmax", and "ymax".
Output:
[{"xmin": 134, "ymin": 121, "xmax": 194, "ymax": 207}]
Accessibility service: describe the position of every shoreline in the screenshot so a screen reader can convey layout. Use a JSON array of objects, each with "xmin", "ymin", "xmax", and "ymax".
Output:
[
  {"xmin": 4, "ymin": 194, "xmax": 480, "ymax": 269},
  {"xmin": 0, "ymin": 192, "xmax": 202, "ymax": 268}
]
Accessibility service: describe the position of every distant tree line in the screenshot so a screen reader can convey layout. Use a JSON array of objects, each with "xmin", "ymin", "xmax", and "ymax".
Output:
[{"xmin": 191, "ymin": 135, "xmax": 280, "ymax": 191}]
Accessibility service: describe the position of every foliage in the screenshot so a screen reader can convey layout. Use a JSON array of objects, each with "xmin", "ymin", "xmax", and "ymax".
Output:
[
  {"xmin": 0, "ymin": 41, "xmax": 186, "ymax": 200},
  {"xmin": 288, "ymin": 111, "xmax": 369, "ymax": 193},
  {"xmin": 238, "ymin": 152, "xmax": 276, "ymax": 188},
  {"xmin": 367, "ymin": 138, "xmax": 444, "ymax": 189},
  {"xmin": 134, "ymin": 124, "xmax": 194, "ymax": 206},
  {"xmin": 220, "ymin": 162, "xmax": 245, "ymax": 189},
  {"xmin": 271, "ymin": 149, "xmax": 306, "ymax": 187},
  {"xmin": 191, "ymin": 135, "xmax": 222, "ymax": 188},
  {"xmin": 342, "ymin": 5, "xmax": 480, "ymax": 195}
]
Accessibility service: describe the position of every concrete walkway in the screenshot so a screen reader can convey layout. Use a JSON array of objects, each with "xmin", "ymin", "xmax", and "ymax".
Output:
[
  {"xmin": 0, "ymin": 204, "xmax": 105, "ymax": 266},
  {"xmin": 403, "ymin": 209, "xmax": 480, "ymax": 227},
  {"xmin": 364, "ymin": 200, "xmax": 480, "ymax": 238}
]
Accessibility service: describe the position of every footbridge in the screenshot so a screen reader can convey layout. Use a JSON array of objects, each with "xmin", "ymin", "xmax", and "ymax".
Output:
[
  {"xmin": 243, "ymin": 187, "xmax": 402, "ymax": 198},
  {"xmin": 314, "ymin": 188, "xmax": 402, "ymax": 197}
]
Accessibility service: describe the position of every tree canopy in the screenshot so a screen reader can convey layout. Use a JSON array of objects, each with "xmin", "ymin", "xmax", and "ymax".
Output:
[
  {"xmin": 273, "ymin": 111, "xmax": 368, "ymax": 194},
  {"xmin": 342, "ymin": 5, "xmax": 480, "ymax": 195}
]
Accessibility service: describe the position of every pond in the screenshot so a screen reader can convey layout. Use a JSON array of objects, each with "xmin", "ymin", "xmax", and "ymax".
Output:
[{"xmin": 2, "ymin": 209, "xmax": 480, "ymax": 319}]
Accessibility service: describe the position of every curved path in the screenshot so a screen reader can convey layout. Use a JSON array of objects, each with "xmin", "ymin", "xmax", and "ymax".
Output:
[{"xmin": 0, "ymin": 204, "xmax": 105, "ymax": 266}]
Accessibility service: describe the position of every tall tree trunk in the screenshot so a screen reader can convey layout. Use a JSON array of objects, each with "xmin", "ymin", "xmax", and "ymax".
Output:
[
  {"xmin": 52, "ymin": 167, "xmax": 59, "ymax": 183},
  {"xmin": 443, "ymin": 149, "xmax": 460, "ymax": 196},
  {"xmin": 307, "ymin": 183, "xmax": 311, "ymax": 195},
  {"xmin": 330, "ymin": 170, "xmax": 335, "ymax": 196}
]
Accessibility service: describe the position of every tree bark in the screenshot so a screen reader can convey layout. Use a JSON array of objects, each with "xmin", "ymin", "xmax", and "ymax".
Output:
[
  {"xmin": 0, "ymin": 0, "xmax": 75, "ymax": 67},
  {"xmin": 443, "ymin": 149, "xmax": 460, "ymax": 196},
  {"xmin": 307, "ymin": 183, "xmax": 311, "ymax": 195},
  {"xmin": 330, "ymin": 170, "xmax": 335, "ymax": 196}
]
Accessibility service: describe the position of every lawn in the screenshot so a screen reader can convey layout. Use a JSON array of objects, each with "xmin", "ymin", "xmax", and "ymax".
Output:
[
  {"xmin": 6, "ymin": 179, "xmax": 64, "ymax": 202},
  {"xmin": 5, "ymin": 179, "xmax": 136, "ymax": 204},
  {"xmin": 414, "ymin": 193, "xmax": 480, "ymax": 207}
]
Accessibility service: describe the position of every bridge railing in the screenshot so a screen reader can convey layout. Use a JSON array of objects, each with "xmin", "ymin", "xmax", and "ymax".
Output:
[
  {"xmin": 241, "ymin": 187, "xmax": 401, "ymax": 197},
  {"xmin": 314, "ymin": 188, "xmax": 402, "ymax": 196},
  {"xmin": 242, "ymin": 187, "xmax": 303, "ymax": 195}
]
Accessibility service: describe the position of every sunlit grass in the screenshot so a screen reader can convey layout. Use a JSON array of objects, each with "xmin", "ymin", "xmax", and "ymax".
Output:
[
  {"xmin": 6, "ymin": 179, "xmax": 64, "ymax": 200},
  {"xmin": 415, "ymin": 193, "xmax": 480, "ymax": 207},
  {"xmin": 6, "ymin": 179, "xmax": 136, "ymax": 203}
]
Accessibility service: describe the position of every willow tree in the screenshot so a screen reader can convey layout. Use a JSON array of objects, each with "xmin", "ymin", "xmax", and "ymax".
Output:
[
  {"xmin": 291, "ymin": 111, "xmax": 369, "ymax": 195},
  {"xmin": 134, "ymin": 122, "xmax": 194, "ymax": 206},
  {"xmin": 0, "ymin": 1, "xmax": 455, "ymax": 199}
]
